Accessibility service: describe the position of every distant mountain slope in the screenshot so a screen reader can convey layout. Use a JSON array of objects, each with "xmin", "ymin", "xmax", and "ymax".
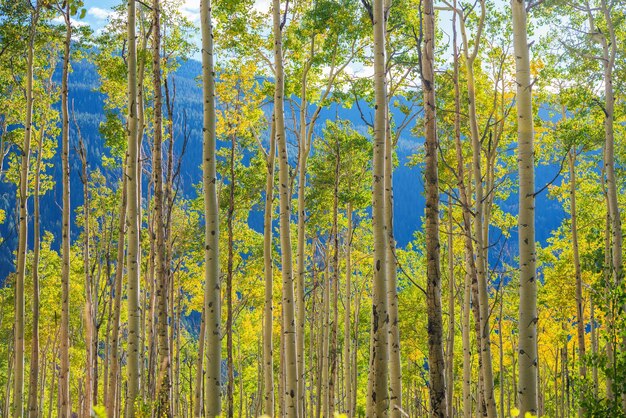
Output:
[{"xmin": 0, "ymin": 58, "xmax": 565, "ymax": 280}]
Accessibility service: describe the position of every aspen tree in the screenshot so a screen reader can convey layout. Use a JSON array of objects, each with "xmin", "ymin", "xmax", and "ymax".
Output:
[
  {"xmin": 263, "ymin": 117, "xmax": 276, "ymax": 416},
  {"xmin": 511, "ymin": 0, "xmax": 538, "ymax": 414},
  {"xmin": 386, "ymin": 101, "xmax": 402, "ymax": 418},
  {"xmin": 107, "ymin": 171, "xmax": 127, "ymax": 418},
  {"xmin": 446, "ymin": 198, "xmax": 455, "ymax": 417},
  {"xmin": 78, "ymin": 137, "xmax": 94, "ymax": 418},
  {"xmin": 27, "ymin": 127, "xmax": 44, "ymax": 418},
  {"xmin": 14, "ymin": 8, "xmax": 36, "ymax": 414},
  {"xmin": 59, "ymin": 2, "xmax": 72, "ymax": 416},
  {"xmin": 152, "ymin": 0, "xmax": 172, "ymax": 415},
  {"xmin": 444, "ymin": 1, "xmax": 498, "ymax": 414},
  {"xmin": 344, "ymin": 204, "xmax": 353, "ymax": 416},
  {"xmin": 366, "ymin": 0, "xmax": 389, "ymax": 415},
  {"xmin": 125, "ymin": 0, "xmax": 142, "ymax": 414},
  {"xmin": 421, "ymin": 0, "xmax": 447, "ymax": 415},
  {"xmin": 195, "ymin": 0, "xmax": 221, "ymax": 415},
  {"xmin": 272, "ymin": 0, "xmax": 299, "ymax": 415}
]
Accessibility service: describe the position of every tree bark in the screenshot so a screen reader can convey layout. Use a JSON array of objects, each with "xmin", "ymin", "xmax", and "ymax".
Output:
[
  {"xmin": 272, "ymin": 1, "xmax": 299, "ymax": 416},
  {"xmin": 328, "ymin": 142, "xmax": 340, "ymax": 416},
  {"xmin": 568, "ymin": 149, "xmax": 586, "ymax": 385},
  {"xmin": 195, "ymin": 0, "xmax": 221, "ymax": 415},
  {"xmin": 421, "ymin": 0, "xmax": 447, "ymax": 415},
  {"xmin": 367, "ymin": 0, "xmax": 389, "ymax": 415},
  {"xmin": 78, "ymin": 138, "xmax": 94, "ymax": 418},
  {"xmin": 125, "ymin": 0, "xmax": 142, "ymax": 414},
  {"xmin": 107, "ymin": 167, "xmax": 127, "ymax": 418},
  {"xmin": 59, "ymin": 4, "xmax": 72, "ymax": 417},
  {"xmin": 263, "ymin": 116, "xmax": 277, "ymax": 416},
  {"xmin": 455, "ymin": 3, "xmax": 497, "ymax": 415},
  {"xmin": 27, "ymin": 128, "xmax": 44, "ymax": 418},
  {"xmin": 511, "ymin": 0, "xmax": 538, "ymax": 414},
  {"xmin": 386, "ymin": 104, "xmax": 402, "ymax": 418},
  {"xmin": 446, "ymin": 198, "xmax": 455, "ymax": 417},
  {"xmin": 344, "ymin": 205, "xmax": 353, "ymax": 417},
  {"xmin": 226, "ymin": 131, "xmax": 236, "ymax": 418},
  {"xmin": 152, "ymin": 1, "xmax": 173, "ymax": 414}
]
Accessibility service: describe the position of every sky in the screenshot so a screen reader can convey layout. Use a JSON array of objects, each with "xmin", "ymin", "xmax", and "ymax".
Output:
[{"xmin": 77, "ymin": 0, "xmax": 549, "ymax": 80}]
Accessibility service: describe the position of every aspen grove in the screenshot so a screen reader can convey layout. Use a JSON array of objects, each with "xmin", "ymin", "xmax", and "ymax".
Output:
[{"xmin": 1, "ymin": 0, "xmax": 626, "ymax": 417}]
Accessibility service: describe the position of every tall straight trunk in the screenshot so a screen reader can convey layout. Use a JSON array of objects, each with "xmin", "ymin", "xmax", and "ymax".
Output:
[
  {"xmin": 152, "ymin": 1, "xmax": 172, "ymax": 415},
  {"xmin": 195, "ymin": 0, "xmax": 221, "ymax": 415},
  {"xmin": 328, "ymin": 145, "xmax": 340, "ymax": 416},
  {"xmin": 263, "ymin": 117, "xmax": 276, "ymax": 416},
  {"xmin": 321, "ymin": 254, "xmax": 330, "ymax": 418},
  {"xmin": 14, "ymin": 14, "xmax": 35, "ymax": 415},
  {"xmin": 451, "ymin": 12, "xmax": 472, "ymax": 416},
  {"xmin": 446, "ymin": 198, "xmax": 455, "ymax": 417},
  {"xmin": 597, "ymin": 0, "xmax": 622, "ymax": 291},
  {"xmin": 386, "ymin": 109, "xmax": 402, "ymax": 418},
  {"xmin": 27, "ymin": 129, "xmax": 44, "ymax": 418},
  {"xmin": 595, "ymin": 2, "xmax": 624, "ymax": 407},
  {"xmin": 226, "ymin": 132, "xmax": 236, "ymax": 418},
  {"xmin": 421, "ymin": 0, "xmax": 447, "ymax": 416},
  {"xmin": 568, "ymin": 150, "xmax": 586, "ymax": 383},
  {"xmin": 367, "ymin": 0, "xmax": 389, "ymax": 415},
  {"xmin": 511, "ymin": 1, "xmax": 538, "ymax": 415},
  {"xmin": 344, "ymin": 205, "xmax": 353, "ymax": 417},
  {"xmin": 499, "ymin": 283, "xmax": 505, "ymax": 418},
  {"xmin": 296, "ymin": 66, "xmax": 310, "ymax": 418},
  {"xmin": 462, "ymin": 250, "xmax": 472, "ymax": 418},
  {"xmin": 58, "ymin": 4, "xmax": 72, "ymax": 417},
  {"xmin": 125, "ymin": 0, "xmax": 142, "ymax": 414},
  {"xmin": 272, "ymin": 1, "xmax": 299, "ymax": 416},
  {"xmin": 456, "ymin": 4, "xmax": 497, "ymax": 416},
  {"xmin": 146, "ymin": 211, "xmax": 157, "ymax": 401},
  {"xmin": 79, "ymin": 140, "xmax": 94, "ymax": 417},
  {"xmin": 308, "ymin": 264, "xmax": 317, "ymax": 418},
  {"xmin": 107, "ymin": 170, "xmax": 127, "ymax": 418},
  {"xmin": 590, "ymin": 296, "xmax": 598, "ymax": 395}
]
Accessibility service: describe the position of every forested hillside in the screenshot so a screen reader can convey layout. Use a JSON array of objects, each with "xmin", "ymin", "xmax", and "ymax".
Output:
[{"xmin": 0, "ymin": 0, "xmax": 624, "ymax": 417}]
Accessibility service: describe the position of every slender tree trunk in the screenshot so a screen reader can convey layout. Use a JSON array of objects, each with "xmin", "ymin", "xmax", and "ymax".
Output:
[
  {"xmin": 595, "ymin": 1, "xmax": 624, "ymax": 408},
  {"xmin": 568, "ymin": 149, "xmax": 586, "ymax": 386},
  {"xmin": 451, "ymin": 13, "xmax": 472, "ymax": 416},
  {"xmin": 27, "ymin": 128, "xmax": 44, "ymax": 418},
  {"xmin": 446, "ymin": 198, "xmax": 455, "ymax": 417},
  {"xmin": 272, "ymin": 1, "xmax": 299, "ymax": 416},
  {"xmin": 226, "ymin": 132, "xmax": 236, "ymax": 418},
  {"xmin": 590, "ymin": 296, "xmax": 598, "ymax": 396},
  {"xmin": 421, "ymin": 0, "xmax": 447, "ymax": 415},
  {"xmin": 512, "ymin": 1, "xmax": 538, "ymax": 415},
  {"xmin": 296, "ymin": 68, "xmax": 310, "ymax": 418},
  {"xmin": 367, "ymin": 0, "xmax": 389, "ymax": 415},
  {"xmin": 321, "ymin": 254, "xmax": 330, "ymax": 418},
  {"xmin": 151, "ymin": 1, "xmax": 172, "ymax": 414},
  {"xmin": 263, "ymin": 116, "xmax": 277, "ymax": 416},
  {"xmin": 457, "ymin": 4, "xmax": 497, "ymax": 415},
  {"xmin": 78, "ymin": 139, "xmax": 94, "ymax": 417},
  {"xmin": 499, "ymin": 282, "xmax": 505, "ymax": 418},
  {"xmin": 107, "ymin": 169, "xmax": 127, "ymax": 418},
  {"xmin": 386, "ymin": 107, "xmax": 402, "ymax": 418},
  {"xmin": 344, "ymin": 206, "xmax": 353, "ymax": 417},
  {"xmin": 59, "ymin": 4, "xmax": 72, "ymax": 417},
  {"xmin": 195, "ymin": 0, "xmax": 221, "ymax": 415},
  {"xmin": 125, "ymin": 0, "xmax": 142, "ymax": 414},
  {"xmin": 329, "ymin": 144, "xmax": 340, "ymax": 416}
]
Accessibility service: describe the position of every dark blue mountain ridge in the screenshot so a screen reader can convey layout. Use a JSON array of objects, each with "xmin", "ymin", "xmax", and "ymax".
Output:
[{"xmin": 0, "ymin": 58, "xmax": 565, "ymax": 280}]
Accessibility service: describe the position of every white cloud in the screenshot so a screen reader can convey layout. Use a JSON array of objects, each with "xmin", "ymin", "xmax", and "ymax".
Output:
[
  {"xmin": 88, "ymin": 7, "xmax": 112, "ymax": 20},
  {"xmin": 179, "ymin": 0, "xmax": 200, "ymax": 24},
  {"xmin": 253, "ymin": 0, "xmax": 271, "ymax": 13}
]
